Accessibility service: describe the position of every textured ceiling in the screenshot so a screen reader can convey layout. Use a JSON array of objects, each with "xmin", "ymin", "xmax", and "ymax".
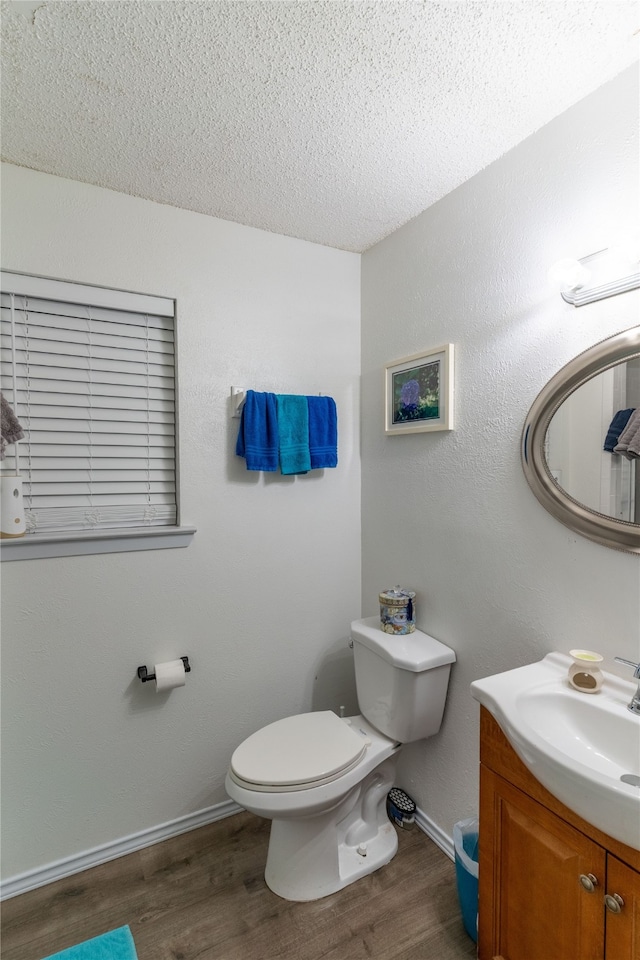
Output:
[{"xmin": 1, "ymin": 1, "xmax": 639, "ymax": 252}]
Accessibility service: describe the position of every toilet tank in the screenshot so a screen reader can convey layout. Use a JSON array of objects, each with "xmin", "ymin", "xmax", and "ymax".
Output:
[{"xmin": 350, "ymin": 617, "xmax": 456, "ymax": 742}]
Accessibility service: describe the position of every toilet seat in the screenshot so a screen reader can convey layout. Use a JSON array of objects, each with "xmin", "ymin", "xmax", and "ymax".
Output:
[{"xmin": 229, "ymin": 711, "xmax": 369, "ymax": 792}]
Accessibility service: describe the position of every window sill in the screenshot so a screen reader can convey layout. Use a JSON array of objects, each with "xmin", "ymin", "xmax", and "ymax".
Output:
[{"xmin": 0, "ymin": 526, "xmax": 196, "ymax": 561}]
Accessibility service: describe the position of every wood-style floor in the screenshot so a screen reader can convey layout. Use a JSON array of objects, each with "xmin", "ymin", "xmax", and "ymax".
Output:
[{"xmin": 1, "ymin": 812, "xmax": 476, "ymax": 960}]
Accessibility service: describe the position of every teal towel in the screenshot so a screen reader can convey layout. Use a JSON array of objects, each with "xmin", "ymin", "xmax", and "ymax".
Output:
[
  {"xmin": 42, "ymin": 926, "xmax": 138, "ymax": 960},
  {"xmin": 276, "ymin": 394, "xmax": 311, "ymax": 475}
]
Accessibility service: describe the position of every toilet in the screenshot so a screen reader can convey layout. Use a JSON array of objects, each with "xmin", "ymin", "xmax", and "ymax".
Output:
[{"xmin": 225, "ymin": 616, "xmax": 456, "ymax": 901}]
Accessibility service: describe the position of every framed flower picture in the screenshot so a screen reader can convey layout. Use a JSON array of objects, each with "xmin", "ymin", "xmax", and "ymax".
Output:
[{"xmin": 384, "ymin": 344, "xmax": 454, "ymax": 434}]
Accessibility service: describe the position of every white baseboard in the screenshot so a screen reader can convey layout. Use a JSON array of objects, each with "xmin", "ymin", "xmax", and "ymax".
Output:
[
  {"xmin": 0, "ymin": 798, "xmax": 243, "ymax": 901},
  {"xmin": 2, "ymin": 800, "xmax": 452, "ymax": 901},
  {"xmin": 414, "ymin": 805, "xmax": 455, "ymax": 861}
]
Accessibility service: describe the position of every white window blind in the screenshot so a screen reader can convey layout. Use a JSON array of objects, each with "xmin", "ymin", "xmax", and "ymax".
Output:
[{"xmin": 0, "ymin": 274, "xmax": 177, "ymax": 536}]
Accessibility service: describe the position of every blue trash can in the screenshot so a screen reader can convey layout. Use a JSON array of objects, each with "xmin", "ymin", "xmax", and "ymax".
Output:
[{"xmin": 454, "ymin": 818, "xmax": 479, "ymax": 943}]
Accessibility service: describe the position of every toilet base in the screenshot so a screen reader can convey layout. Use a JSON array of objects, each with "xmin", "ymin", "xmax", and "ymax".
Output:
[{"xmin": 264, "ymin": 757, "xmax": 398, "ymax": 901}]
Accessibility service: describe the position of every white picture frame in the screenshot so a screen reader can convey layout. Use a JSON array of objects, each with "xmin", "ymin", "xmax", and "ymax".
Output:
[{"xmin": 384, "ymin": 344, "xmax": 455, "ymax": 435}]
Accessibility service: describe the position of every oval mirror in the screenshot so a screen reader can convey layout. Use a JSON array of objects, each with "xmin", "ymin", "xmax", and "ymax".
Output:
[{"xmin": 522, "ymin": 326, "xmax": 640, "ymax": 554}]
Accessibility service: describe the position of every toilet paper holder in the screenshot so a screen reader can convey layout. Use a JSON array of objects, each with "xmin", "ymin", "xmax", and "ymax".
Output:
[{"xmin": 137, "ymin": 656, "xmax": 191, "ymax": 683}]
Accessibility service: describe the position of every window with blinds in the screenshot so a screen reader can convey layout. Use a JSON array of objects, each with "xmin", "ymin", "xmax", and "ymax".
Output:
[{"xmin": 0, "ymin": 273, "xmax": 177, "ymax": 537}]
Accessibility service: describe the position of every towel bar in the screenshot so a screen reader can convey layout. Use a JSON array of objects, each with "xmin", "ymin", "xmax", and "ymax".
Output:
[
  {"xmin": 230, "ymin": 386, "xmax": 245, "ymax": 418},
  {"xmin": 231, "ymin": 386, "xmax": 325, "ymax": 418}
]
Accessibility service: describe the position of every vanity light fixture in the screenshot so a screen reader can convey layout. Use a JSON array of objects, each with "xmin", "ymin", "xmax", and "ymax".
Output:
[{"xmin": 548, "ymin": 245, "xmax": 640, "ymax": 306}]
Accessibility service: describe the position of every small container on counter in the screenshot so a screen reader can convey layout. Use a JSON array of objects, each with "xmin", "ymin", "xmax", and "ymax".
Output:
[
  {"xmin": 379, "ymin": 586, "xmax": 416, "ymax": 635},
  {"xmin": 568, "ymin": 649, "xmax": 603, "ymax": 693}
]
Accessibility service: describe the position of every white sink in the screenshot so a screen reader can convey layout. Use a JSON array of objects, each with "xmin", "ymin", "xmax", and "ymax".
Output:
[{"xmin": 471, "ymin": 652, "xmax": 640, "ymax": 851}]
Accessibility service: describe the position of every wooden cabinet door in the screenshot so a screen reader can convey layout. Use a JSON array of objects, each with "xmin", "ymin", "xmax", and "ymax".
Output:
[
  {"xmin": 605, "ymin": 855, "xmax": 640, "ymax": 959},
  {"xmin": 479, "ymin": 766, "xmax": 606, "ymax": 960}
]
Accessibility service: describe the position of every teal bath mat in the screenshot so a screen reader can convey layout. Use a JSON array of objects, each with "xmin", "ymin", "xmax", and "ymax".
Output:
[{"xmin": 42, "ymin": 926, "xmax": 138, "ymax": 960}]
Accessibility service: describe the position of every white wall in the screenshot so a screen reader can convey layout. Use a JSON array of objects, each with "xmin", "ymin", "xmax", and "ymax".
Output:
[
  {"xmin": 547, "ymin": 372, "xmax": 612, "ymax": 515},
  {"xmin": 0, "ymin": 164, "xmax": 361, "ymax": 880},
  {"xmin": 361, "ymin": 65, "xmax": 640, "ymax": 836}
]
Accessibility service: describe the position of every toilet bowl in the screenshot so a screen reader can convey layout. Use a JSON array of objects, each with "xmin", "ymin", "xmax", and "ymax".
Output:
[
  {"xmin": 225, "ymin": 617, "xmax": 455, "ymax": 901},
  {"xmin": 225, "ymin": 713, "xmax": 400, "ymax": 900}
]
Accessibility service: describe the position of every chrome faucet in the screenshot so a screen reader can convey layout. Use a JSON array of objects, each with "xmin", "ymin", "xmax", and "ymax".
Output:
[{"xmin": 614, "ymin": 658, "xmax": 640, "ymax": 715}]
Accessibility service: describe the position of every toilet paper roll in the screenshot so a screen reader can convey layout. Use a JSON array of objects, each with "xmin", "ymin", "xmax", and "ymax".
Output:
[{"xmin": 154, "ymin": 659, "xmax": 187, "ymax": 693}]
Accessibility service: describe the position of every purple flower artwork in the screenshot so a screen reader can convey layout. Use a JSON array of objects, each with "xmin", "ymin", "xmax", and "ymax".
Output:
[
  {"xmin": 399, "ymin": 379, "xmax": 420, "ymax": 411},
  {"xmin": 392, "ymin": 360, "xmax": 440, "ymax": 424}
]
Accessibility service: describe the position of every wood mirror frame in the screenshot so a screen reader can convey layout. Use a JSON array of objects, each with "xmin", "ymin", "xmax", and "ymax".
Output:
[{"xmin": 522, "ymin": 326, "xmax": 640, "ymax": 554}]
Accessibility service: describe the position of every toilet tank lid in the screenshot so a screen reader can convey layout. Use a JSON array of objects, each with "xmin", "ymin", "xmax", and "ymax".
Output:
[{"xmin": 350, "ymin": 617, "xmax": 456, "ymax": 672}]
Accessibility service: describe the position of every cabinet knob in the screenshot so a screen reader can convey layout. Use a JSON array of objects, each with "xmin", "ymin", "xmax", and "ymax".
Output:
[
  {"xmin": 579, "ymin": 873, "xmax": 599, "ymax": 892},
  {"xmin": 604, "ymin": 893, "xmax": 624, "ymax": 914}
]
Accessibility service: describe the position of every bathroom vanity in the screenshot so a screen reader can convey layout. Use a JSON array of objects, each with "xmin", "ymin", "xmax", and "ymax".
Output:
[{"xmin": 478, "ymin": 707, "xmax": 640, "ymax": 960}]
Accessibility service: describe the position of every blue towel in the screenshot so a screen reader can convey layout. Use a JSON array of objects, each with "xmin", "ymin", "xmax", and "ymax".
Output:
[
  {"xmin": 42, "ymin": 926, "xmax": 138, "ymax": 960},
  {"xmin": 604, "ymin": 408, "xmax": 635, "ymax": 451},
  {"xmin": 276, "ymin": 394, "xmax": 311, "ymax": 475},
  {"xmin": 235, "ymin": 390, "xmax": 279, "ymax": 471},
  {"xmin": 307, "ymin": 395, "xmax": 338, "ymax": 469}
]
